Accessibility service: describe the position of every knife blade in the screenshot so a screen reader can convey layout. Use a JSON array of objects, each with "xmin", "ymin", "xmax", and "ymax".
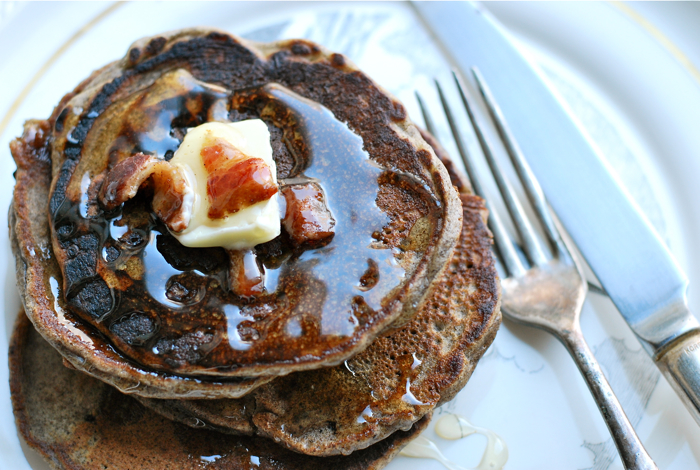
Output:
[{"xmin": 411, "ymin": 0, "xmax": 700, "ymax": 424}]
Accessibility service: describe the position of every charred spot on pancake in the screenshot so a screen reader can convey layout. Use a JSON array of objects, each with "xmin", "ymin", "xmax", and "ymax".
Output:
[
  {"xmin": 165, "ymin": 274, "xmax": 205, "ymax": 304},
  {"xmin": 62, "ymin": 234, "xmax": 99, "ymax": 295},
  {"xmin": 55, "ymin": 223, "xmax": 74, "ymax": 240},
  {"xmin": 155, "ymin": 231, "xmax": 226, "ymax": 274},
  {"xmin": 110, "ymin": 312, "xmax": 158, "ymax": 346},
  {"xmin": 115, "ymin": 227, "xmax": 148, "ymax": 249},
  {"xmin": 127, "ymin": 47, "xmax": 141, "ymax": 66},
  {"xmin": 115, "ymin": 192, "xmax": 154, "ymax": 230},
  {"xmin": 55, "ymin": 108, "xmax": 69, "ymax": 133},
  {"xmin": 154, "ymin": 330, "xmax": 218, "ymax": 368},
  {"xmin": 103, "ymin": 245, "xmax": 120, "ymax": 263},
  {"xmin": 145, "ymin": 36, "xmax": 166, "ymax": 56},
  {"xmin": 330, "ymin": 53, "xmax": 346, "ymax": 67},
  {"xmin": 165, "ymin": 280, "xmax": 192, "ymax": 303},
  {"xmin": 170, "ymin": 92, "xmax": 229, "ymax": 140},
  {"xmin": 290, "ymin": 41, "xmax": 312, "ymax": 56},
  {"xmin": 67, "ymin": 278, "xmax": 113, "ymax": 320}
]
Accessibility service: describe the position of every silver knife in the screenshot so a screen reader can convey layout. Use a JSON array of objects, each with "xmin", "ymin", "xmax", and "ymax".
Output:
[{"xmin": 412, "ymin": 0, "xmax": 700, "ymax": 424}]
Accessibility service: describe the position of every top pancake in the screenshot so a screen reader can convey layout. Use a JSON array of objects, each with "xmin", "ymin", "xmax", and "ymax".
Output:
[{"xmin": 11, "ymin": 29, "xmax": 461, "ymax": 384}]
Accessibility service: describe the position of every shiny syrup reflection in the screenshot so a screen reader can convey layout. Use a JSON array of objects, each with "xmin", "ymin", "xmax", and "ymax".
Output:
[
  {"xmin": 262, "ymin": 84, "xmax": 405, "ymax": 338},
  {"xmin": 62, "ymin": 72, "xmax": 408, "ymax": 373}
]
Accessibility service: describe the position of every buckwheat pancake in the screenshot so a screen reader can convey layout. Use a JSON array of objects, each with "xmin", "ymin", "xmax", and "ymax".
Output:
[
  {"xmin": 9, "ymin": 311, "xmax": 430, "ymax": 470},
  {"xmin": 9, "ymin": 119, "xmax": 273, "ymax": 399},
  {"xmin": 137, "ymin": 187, "xmax": 501, "ymax": 456},
  {"xmin": 10, "ymin": 29, "xmax": 461, "ymax": 395}
]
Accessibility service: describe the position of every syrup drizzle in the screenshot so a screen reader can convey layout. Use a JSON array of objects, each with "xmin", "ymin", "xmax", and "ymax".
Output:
[
  {"xmin": 116, "ymin": 69, "xmax": 228, "ymax": 162},
  {"xmin": 261, "ymin": 84, "xmax": 406, "ymax": 337},
  {"xmin": 224, "ymin": 304, "xmax": 254, "ymax": 351},
  {"xmin": 49, "ymin": 277, "xmax": 94, "ymax": 346},
  {"xmin": 52, "ymin": 71, "xmax": 416, "ymax": 374},
  {"xmin": 400, "ymin": 414, "xmax": 508, "ymax": 470},
  {"xmin": 401, "ymin": 378, "xmax": 427, "ymax": 406},
  {"xmin": 78, "ymin": 172, "xmax": 91, "ymax": 217},
  {"xmin": 356, "ymin": 405, "xmax": 374, "ymax": 424},
  {"xmin": 142, "ymin": 230, "xmax": 186, "ymax": 310}
]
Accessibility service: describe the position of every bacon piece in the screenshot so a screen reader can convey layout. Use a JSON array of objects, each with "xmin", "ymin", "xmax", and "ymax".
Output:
[
  {"xmin": 202, "ymin": 138, "xmax": 277, "ymax": 219},
  {"xmin": 227, "ymin": 249, "xmax": 265, "ymax": 298},
  {"xmin": 98, "ymin": 153, "xmax": 191, "ymax": 232},
  {"xmin": 281, "ymin": 183, "xmax": 335, "ymax": 246}
]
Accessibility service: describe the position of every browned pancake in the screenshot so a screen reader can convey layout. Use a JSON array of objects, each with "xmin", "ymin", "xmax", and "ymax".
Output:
[
  {"xmin": 137, "ymin": 188, "xmax": 501, "ymax": 456},
  {"xmin": 9, "ymin": 118, "xmax": 275, "ymax": 399},
  {"xmin": 10, "ymin": 29, "xmax": 462, "ymax": 392},
  {"xmin": 9, "ymin": 311, "xmax": 430, "ymax": 470}
]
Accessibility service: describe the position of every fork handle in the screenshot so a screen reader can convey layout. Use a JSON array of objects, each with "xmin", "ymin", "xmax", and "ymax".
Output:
[{"xmin": 561, "ymin": 330, "xmax": 658, "ymax": 470}]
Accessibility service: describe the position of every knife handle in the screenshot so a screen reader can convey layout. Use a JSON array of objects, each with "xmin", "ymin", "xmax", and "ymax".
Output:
[{"xmin": 655, "ymin": 329, "xmax": 700, "ymax": 426}]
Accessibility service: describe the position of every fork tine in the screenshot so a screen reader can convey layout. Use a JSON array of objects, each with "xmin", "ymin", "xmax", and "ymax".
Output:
[
  {"xmin": 415, "ymin": 92, "xmax": 438, "ymax": 138},
  {"xmin": 431, "ymin": 82, "xmax": 525, "ymax": 277},
  {"xmin": 471, "ymin": 67, "xmax": 565, "ymax": 257},
  {"xmin": 452, "ymin": 70, "xmax": 548, "ymax": 267}
]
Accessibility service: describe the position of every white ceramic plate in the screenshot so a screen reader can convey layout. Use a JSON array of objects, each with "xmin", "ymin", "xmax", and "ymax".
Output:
[{"xmin": 2, "ymin": 2, "xmax": 700, "ymax": 469}]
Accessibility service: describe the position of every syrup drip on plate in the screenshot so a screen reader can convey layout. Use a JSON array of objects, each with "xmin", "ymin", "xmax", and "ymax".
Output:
[{"xmin": 400, "ymin": 414, "xmax": 508, "ymax": 470}]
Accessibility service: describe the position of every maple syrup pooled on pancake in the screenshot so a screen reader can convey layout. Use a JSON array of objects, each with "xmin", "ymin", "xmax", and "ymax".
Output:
[
  {"xmin": 238, "ymin": 84, "xmax": 407, "ymax": 336},
  {"xmin": 48, "ymin": 66, "xmax": 444, "ymax": 376}
]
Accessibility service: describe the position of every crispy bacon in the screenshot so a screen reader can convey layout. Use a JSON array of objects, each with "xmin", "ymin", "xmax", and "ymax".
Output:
[
  {"xmin": 202, "ymin": 138, "xmax": 278, "ymax": 219},
  {"xmin": 227, "ymin": 249, "xmax": 265, "ymax": 298},
  {"xmin": 98, "ymin": 153, "xmax": 191, "ymax": 232},
  {"xmin": 281, "ymin": 183, "xmax": 335, "ymax": 246}
]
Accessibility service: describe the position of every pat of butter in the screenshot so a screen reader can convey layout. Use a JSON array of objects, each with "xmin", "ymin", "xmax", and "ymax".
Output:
[{"xmin": 170, "ymin": 120, "xmax": 280, "ymax": 250}]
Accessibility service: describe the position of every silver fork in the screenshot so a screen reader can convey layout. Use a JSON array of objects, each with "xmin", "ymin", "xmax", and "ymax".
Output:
[{"xmin": 417, "ymin": 70, "xmax": 658, "ymax": 470}]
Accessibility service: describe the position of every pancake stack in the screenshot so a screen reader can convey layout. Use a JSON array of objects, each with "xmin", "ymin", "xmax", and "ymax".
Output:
[{"xmin": 9, "ymin": 29, "xmax": 501, "ymax": 469}]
